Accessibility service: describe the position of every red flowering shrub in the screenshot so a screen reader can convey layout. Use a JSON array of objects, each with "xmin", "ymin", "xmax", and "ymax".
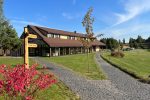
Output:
[{"xmin": 0, "ymin": 64, "xmax": 56, "ymax": 100}]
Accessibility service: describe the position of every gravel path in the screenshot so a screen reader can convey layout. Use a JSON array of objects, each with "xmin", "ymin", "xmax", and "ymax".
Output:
[
  {"xmin": 34, "ymin": 57, "xmax": 127, "ymax": 100},
  {"xmin": 34, "ymin": 54, "xmax": 150, "ymax": 100},
  {"xmin": 96, "ymin": 53, "xmax": 150, "ymax": 100}
]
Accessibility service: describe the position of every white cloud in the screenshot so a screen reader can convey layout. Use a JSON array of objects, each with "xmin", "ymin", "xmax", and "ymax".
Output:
[
  {"xmin": 10, "ymin": 20, "xmax": 46, "ymax": 36},
  {"xmin": 62, "ymin": 12, "xmax": 81, "ymax": 20},
  {"xmin": 99, "ymin": 23, "xmax": 150, "ymax": 40},
  {"xmin": 11, "ymin": 20, "xmax": 41, "ymax": 26},
  {"xmin": 72, "ymin": 0, "xmax": 76, "ymax": 5},
  {"xmin": 114, "ymin": 0, "xmax": 150, "ymax": 26},
  {"xmin": 62, "ymin": 12, "xmax": 74, "ymax": 20}
]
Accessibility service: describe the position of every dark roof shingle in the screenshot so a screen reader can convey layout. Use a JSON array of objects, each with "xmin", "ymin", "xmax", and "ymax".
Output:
[
  {"xmin": 43, "ymin": 38, "xmax": 83, "ymax": 47},
  {"xmin": 25, "ymin": 25, "xmax": 105, "ymax": 47}
]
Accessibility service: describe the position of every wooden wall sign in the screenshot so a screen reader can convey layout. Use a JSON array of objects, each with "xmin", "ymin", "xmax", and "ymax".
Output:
[
  {"xmin": 28, "ymin": 43, "xmax": 38, "ymax": 48},
  {"xmin": 28, "ymin": 34, "xmax": 37, "ymax": 39}
]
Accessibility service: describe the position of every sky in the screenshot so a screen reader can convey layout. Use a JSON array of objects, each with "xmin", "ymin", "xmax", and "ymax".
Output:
[{"xmin": 3, "ymin": 0, "xmax": 150, "ymax": 42}]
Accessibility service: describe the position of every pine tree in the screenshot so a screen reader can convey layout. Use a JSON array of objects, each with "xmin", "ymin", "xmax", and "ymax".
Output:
[
  {"xmin": 123, "ymin": 38, "xmax": 125, "ymax": 44},
  {"xmin": 0, "ymin": 0, "xmax": 21, "ymax": 56},
  {"xmin": 0, "ymin": 0, "xmax": 3, "ymax": 21}
]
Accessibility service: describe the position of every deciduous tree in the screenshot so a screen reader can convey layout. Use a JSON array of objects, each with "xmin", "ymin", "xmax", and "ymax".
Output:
[{"xmin": 82, "ymin": 7, "xmax": 94, "ymax": 72}]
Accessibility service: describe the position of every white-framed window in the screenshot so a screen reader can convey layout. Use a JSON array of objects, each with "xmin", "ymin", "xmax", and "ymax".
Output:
[
  {"xmin": 47, "ymin": 34, "xmax": 54, "ymax": 38},
  {"xmin": 54, "ymin": 34, "xmax": 59, "ymax": 38},
  {"xmin": 67, "ymin": 36, "xmax": 71, "ymax": 39},
  {"xmin": 71, "ymin": 36, "xmax": 75, "ymax": 40}
]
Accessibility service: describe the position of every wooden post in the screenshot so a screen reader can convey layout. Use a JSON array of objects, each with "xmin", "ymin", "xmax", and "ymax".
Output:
[
  {"xmin": 24, "ymin": 27, "xmax": 29, "ymax": 69},
  {"xmin": 69, "ymin": 48, "xmax": 71, "ymax": 55},
  {"xmin": 62, "ymin": 48, "xmax": 63, "ymax": 55},
  {"xmin": 24, "ymin": 27, "xmax": 37, "ymax": 69},
  {"xmin": 58, "ymin": 48, "xmax": 60, "ymax": 56},
  {"xmin": 65, "ymin": 48, "xmax": 67, "ymax": 55},
  {"xmin": 55, "ymin": 47, "xmax": 57, "ymax": 56},
  {"xmin": 49, "ymin": 48, "xmax": 51, "ymax": 57}
]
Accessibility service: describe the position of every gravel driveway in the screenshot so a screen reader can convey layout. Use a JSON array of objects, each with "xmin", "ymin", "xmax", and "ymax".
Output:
[
  {"xmin": 34, "ymin": 54, "xmax": 150, "ymax": 100},
  {"xmin": 96, "ymin": 53, "xmax": 150, "ymax": 100}
]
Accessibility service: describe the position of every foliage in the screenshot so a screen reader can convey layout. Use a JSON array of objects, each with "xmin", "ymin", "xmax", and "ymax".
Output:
[
  {"xmin": 0, "ymin": 58, "xmax": 79, "ymax": 100},
  {"xmin": 0, "ymin": 0, "xmax": 4, "ymax": 22},
  {"xmin": 145, "ymin": 36, "xmax": 150, "ymax": 43},
  {"xmin": 0, "ymin": 25, "xmax": 21, "ymax": 51},
  {"xmin": 123, "ymin": 38, "xmax": 125, "ymax": 44},
  {"xmin": 82, "ymin": 7, "xmax": 94, "ymax": 35},
  {"xmin": 0, "ymin": 0, "xmax": 4, "ymax": 38},
  {"xmin": 82, "ymin": 7, "xmax": 95, "ymax": 73},
  {"xmin": 111, "ymin": 51, "xmax": 125, "ymax": 58},
  {"xmin": 101, "ymin": 49, "xmax": 150, "ymax": 82},
  {"xmin": 129, "ymin": 35, "xmax": 150, "ymax": 49},
  {"xmin": 101, "ymin": 38, "xmax": 119, "ymax": 50},
  {"xmin": 0, "ymin": 0, "xmax": 21, "ymax": 56},
  {"xmin": 0, "ymin": 64, "xmax": 56, "ymax": 100}
]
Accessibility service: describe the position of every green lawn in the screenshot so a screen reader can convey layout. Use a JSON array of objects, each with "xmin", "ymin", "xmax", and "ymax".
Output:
[
  {"xmin": 101, "ymin": 49, "xmax": 150, "ymax": 81},
  {"xmin": 0, "ymin": 57, "xmax": 34, "ymax": 67},
  {"xmin": 0, "ymin": 57, "xmax": 79, "ymax": 100},
  {"xmin": 43, "ymin": 53, "xmax": 106, "ymax": 80}
]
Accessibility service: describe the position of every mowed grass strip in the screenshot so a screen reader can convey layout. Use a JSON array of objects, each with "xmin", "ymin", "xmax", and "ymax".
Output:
[
  {"xmin": 101, "ymin": 49, "xmax": 150, "ymax": 81},
  {"xmin": 0, "ymin": 57, "xmax": 34, "ymax": 66},
  {"xmin": 0, "ymin": 57, "xmax": 79, "ymax": 100},
  {"xmin": 44, "ymin": 53, "xmax": 106, "ymax": 80}
]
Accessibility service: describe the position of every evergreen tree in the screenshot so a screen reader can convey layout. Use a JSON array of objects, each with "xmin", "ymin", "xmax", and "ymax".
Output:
[
  {"xmin": 146, "ymin": 37, "xmax": 150, "ymax": 43},
  {"xmin": 119, "ymin": 39, "xmax": 121, "ymax": 44},
  {"xmin": 101, "ymin": 38, "xmax": 119, "ymax": 50},
  {"xmin": 0, "ymin": 0, "xmax": 3, "ymax": 22},
  {"xmin": 0, "ymin": 0, "xmax": 21, "ymax": 56},
  {"xmin": 136, "ymin": 35, "xmax": 144, "ymax": 43},
  {"xmin": 123, "ymin": 38, "xmax": 125, "ymax": 44}
]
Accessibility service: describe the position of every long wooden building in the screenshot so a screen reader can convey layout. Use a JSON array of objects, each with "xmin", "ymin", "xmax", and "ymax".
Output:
[{"xmin": 15, "ymin": 25, "xmax": 105, "ymax": 57}]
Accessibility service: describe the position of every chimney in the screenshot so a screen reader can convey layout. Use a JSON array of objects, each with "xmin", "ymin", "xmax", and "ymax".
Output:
[{"xmin": 74, "ymin": 31, "xmax": 77, "ymax": 34}]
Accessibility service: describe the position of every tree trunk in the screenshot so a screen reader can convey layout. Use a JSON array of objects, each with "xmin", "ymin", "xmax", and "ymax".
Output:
[{"xmin": 87, "ymin": 48, "xmax": 89, "ymax": 73}]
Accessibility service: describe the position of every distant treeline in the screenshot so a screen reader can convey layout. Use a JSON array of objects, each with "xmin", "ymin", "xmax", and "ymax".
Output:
[
  {"xmin": 129, "ymin": 36, "xmax": 150, "ymax": 49},
  {"xmin": 100, "ymin": 36, "xmax": 150, "ymax": 49},
  {"xmin": 100, "ymin": 38, "xmax": 119, "ymax": 50}
]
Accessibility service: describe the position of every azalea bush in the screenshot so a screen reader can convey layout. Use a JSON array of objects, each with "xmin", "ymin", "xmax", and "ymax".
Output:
[{"xmin": 0, "ymin": 64, "xmax": 56, "ymax": 100}]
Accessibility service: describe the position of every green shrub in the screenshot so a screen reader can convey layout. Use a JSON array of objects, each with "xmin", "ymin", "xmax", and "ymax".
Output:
[{"xmin": 111, "ymin": 51, "xmax": 125, "ymax": 58}]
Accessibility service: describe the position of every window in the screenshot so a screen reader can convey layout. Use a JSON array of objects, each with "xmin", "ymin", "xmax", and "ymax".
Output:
[
  {"xmin": 47, "ymin": 34, "xmax": 54, "ymax": 38},
  {"xmin": 54, "ymin": 34, "xmax": 59, "ymax": 38},
  {"xmin": 47, "ymin": 34, "xmax": 51, "ymax": 37},
  {"xmin": 71, "ymin": 36, "xmax": 75, "ymax": 40},
  {"xmin": 67, "ymin": 36, "xmax": 71, "ymax": 39}
]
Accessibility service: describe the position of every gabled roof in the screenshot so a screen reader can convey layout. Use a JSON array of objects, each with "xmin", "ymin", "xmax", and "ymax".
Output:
[
  {"xmin": 29, "ymin": 25, "xmax": 87, "ymax": 38},
  {"xmin": 90, "ymin": 40, "xmax": 105, "ymax": 46},
  {"xmin": 22, "ymin": 25, "xmax": 105, "ymax": 47},
  {"xmin": 43, "ymin": 38, "xmax": 83, "ymax": 47}
]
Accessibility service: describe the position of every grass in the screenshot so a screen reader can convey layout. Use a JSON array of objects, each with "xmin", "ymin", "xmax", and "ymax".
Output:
[
  {"xmin": 36, "ymin": 81, "xmax": 79, "ymax": 100},
  {"xmin": 0, "ymin": 57, "xmax": 34, "ymax": 67},
  {"xmin": 43, "ymin": 53, "xmax": 106, "ymax": 80},
  {"xmin": 0, "ymin": 57, "xmax": 79, "ymax": 100},
  {"xmin": 101, "ymin": 49, "xmax": 150, "ymax": 82}
]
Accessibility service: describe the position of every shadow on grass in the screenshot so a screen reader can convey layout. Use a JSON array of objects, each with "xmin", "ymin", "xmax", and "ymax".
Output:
[
  {"xmin": 100, "ymin": 55, "xmax": 150, "ymax": 84},
  {"xmin": 147, "ymin": 49, "xmax": 150, "ymax": 52},
  {"xmin": 36, "ymin": 67, "xmax": 54, "ymax": 71}
]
